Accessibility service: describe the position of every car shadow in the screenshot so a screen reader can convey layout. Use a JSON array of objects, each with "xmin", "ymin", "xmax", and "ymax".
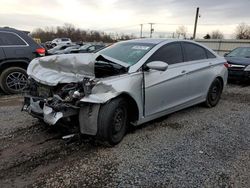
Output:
[
  {"xmin": 228, "ymin": 80, "xmax": 250, "ymax": 87},
  {"xmin": 127, "ymin": 103, "xmax": 204, "ymax": 134}
]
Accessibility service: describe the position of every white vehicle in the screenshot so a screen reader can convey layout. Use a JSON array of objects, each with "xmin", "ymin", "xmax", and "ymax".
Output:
[
  {"xmin": 47, "ymin": 44, "xmax": 72, "ymax": 55},
  {"xmin": 51, "ymin": 38, "xmax": 72, "ymax": 47}
]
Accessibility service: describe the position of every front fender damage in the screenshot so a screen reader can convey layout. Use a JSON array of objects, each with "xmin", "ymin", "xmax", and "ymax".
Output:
[
  {"xmin": 79, "ymin": 83, "xmax": 121, "ymax": 135},
  {"xmin": 80, "ymin": 82, "xmax": 121, "ymax": 103},
  {"xmin": 79, "ymin": 104, "xmax": 100, "ymax": 135},
  {"xmin": 22, "ymin": 77, "xmax": 120, "ymax": 136}
]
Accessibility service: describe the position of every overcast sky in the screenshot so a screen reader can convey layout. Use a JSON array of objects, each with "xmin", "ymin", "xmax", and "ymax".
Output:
[{"xmin": 1, "ymin": 0, "xmax": 250, "ymax": 38}]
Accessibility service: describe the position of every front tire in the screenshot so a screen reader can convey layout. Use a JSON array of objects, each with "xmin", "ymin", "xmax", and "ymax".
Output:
[
  {"xmin": 97, "ymin": 98, "xmax": 128, "ymax": 145},
  {"xmin": 205, "ymin": 78, "xmax": 223, "ymax": 108},
  {"xmin": 0, "ymin": 67, "xmax": 27, "ymax": 94}
]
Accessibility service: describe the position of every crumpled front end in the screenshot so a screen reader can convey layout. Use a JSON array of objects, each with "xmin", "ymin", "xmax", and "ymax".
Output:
[
  {"xmin": 22, "ymin": 53, "xmax": 132, "ymax": 135},
  {"xmin": 22, "ymin": 77, "xmax": 95, "ymax": 125},
  {"xmin": 23, "ymin": 53, "xmax": 99, "ymax": 125}
]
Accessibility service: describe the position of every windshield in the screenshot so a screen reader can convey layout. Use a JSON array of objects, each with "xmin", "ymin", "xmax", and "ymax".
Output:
[
  {"xmin": 98, "ymin": 42, "xmax": 155, "ymax": 65},
  {"xmin": 227, "ymin": 47, "xmax": 250, "ymax": 58}
]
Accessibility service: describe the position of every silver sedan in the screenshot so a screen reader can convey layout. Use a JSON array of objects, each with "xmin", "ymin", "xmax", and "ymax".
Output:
[{"xmin": 23, "ymin": 39, "xmax": 228, "ymax": 145}]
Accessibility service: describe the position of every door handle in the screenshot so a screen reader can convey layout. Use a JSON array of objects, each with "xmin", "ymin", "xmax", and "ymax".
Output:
[{"xmin": 181, "ymin": 70, "xmax": 186, "ymax": 74}]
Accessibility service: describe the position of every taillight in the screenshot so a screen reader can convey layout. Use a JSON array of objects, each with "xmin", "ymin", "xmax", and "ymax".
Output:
[
  {"xmin": 36, "ymin": 48, "xmax": 45, "ymax": 56},
  {"xmin": 224, "ymin": 62, "xmax": 229, "ymax": 68}
]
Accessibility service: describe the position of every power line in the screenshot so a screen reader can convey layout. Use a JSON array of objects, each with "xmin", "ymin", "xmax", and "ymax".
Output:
[
  {"xmin": 156, "ymin": 22, "xmax": 249, "ymax": 26},
  {"xmin": 100, "ymin": 24, "xmax": 139, "ymax": 31},
  {"xmin": 99, "ymin": 22, "xmax": 245, "ymax": 32}
]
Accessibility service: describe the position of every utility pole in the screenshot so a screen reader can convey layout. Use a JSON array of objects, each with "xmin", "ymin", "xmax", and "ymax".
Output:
[
  {"xmin": 193, "ymin": 7, "xmax": 199, "ymax": 39},
  {"xmin": 140, "ymin": 24, "xmax": 143, "ymax": 38},
  {"xmin": 149, "ymin": 23, "xmax": 155, "ymax": 38}
]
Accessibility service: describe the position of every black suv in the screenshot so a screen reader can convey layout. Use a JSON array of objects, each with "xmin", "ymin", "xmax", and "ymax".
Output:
[
  {"xmin": 224, "ymin": 47, "xmax": 250, "ymax": 81},
  {"xmin": 0, "ymin": 27, "xmax": 45, "ymax": 94}
]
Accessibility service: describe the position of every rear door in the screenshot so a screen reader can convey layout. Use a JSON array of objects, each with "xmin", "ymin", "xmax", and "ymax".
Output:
[
  {"xmin": 0, "ymin": 31, "xmax": 29, "ymax": 60},
  {"xmin": 0, "ymin": 33, "xmax": 6, "ymax": 61},
  {"xmin": 144, "ymin": 42, "xmax": 189, "ymax": 116},
  {"xmin": 181, "ymin": 42, "xmax": 217, "ymax": 101},
  {"xmin": 0, "ymin": 47, "xmax": 5, "ymax": 62}
]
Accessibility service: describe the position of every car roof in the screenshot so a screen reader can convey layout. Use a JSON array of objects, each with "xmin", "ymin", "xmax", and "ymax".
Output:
[
  {"xmin": 124, "ymin": 38, "xmax": 183, "ymax": 44},
  {"xmin": 0, "ymin": 27, "xmax": 29, "ymax": 34}
]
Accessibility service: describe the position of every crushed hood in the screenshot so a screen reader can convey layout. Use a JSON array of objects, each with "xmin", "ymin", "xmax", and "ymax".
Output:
[{"xmin": 27, "ymin": 54, "xmax": 95, "ymax": 86}]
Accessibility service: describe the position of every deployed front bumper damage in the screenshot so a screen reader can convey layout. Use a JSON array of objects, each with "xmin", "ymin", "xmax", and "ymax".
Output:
[{"xmin": 22, "ymin": 95, "xmax": 79, "ymax": 125}]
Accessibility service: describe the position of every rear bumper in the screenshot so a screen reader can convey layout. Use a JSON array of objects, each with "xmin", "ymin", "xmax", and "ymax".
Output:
[{"xmin": 22, "ymin": 96, "xmax": 79, "ymax": 125}]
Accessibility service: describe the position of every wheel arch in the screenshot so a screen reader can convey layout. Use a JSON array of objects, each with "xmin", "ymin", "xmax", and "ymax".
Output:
[
  {"xmin": 118, "ymin": 92, "xmax": 139, "ymax": 123},
  {"xmin": 216, "ymin": 76, "xmax": 224, "ymax": 89},
  {"xmin": 80, "ymin": 91, "xmax": 140, "ymax": 123},
  {"xmin": 78, "ymin": 92, "xmax": 140, "ymax": 136},
  {"xmin": 0, "ymin": 60, "xmax": 29, "ymax": 74}
]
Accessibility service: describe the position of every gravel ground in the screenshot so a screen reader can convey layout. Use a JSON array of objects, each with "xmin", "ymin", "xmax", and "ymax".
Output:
[{"xmin": 0, "ymin": 84, "xmax": 250, "ymax": 187}]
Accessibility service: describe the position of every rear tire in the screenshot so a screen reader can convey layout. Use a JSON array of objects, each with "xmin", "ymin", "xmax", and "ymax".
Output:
[
  {"xmin": 97, "ymin": 98, "xmax": 128, "ymax": 145},
  {"xmin": 0, "ymin": 67, "xmax": 27, "ymax": 94},
  {"xmin": 205, "ymin": 78, "xmax": 223, "ymax": 108}
]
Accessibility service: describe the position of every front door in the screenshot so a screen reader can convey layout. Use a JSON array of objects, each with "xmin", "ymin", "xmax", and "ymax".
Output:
[{"xmin": 143, "ymin": 42, "xmax": 189, "ymax": 117}]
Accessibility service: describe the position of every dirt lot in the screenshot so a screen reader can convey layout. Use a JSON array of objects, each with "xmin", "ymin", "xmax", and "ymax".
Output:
[{"xmin": 0, "ymin": 84, "xmax": 250, "ymax": 188}]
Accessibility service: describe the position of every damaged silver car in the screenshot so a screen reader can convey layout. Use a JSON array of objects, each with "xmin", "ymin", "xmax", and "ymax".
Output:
[{"xmin": 23, "ymin": 39, "xmax": 228, "ymax": 145}]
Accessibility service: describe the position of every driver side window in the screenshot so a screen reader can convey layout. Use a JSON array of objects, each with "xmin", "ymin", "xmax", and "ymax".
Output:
[{"xmin": 147, "ymin": 43, "xmax": 183, "ymax": 64}]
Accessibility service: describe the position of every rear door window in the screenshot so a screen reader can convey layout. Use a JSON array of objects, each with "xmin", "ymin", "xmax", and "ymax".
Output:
[
  {"xmin": 0, "ymin": 32, "xmax": 27, "ymax": 46},
  {"xmin": 182, "ymin": 42, "xmax": 207, "ymax": 61},
  {"xmin": 61, "ymin": 38, "xmax": 69, "ymax": 41},
  {"xmin": 147, "ymin": 42, "xmax": 183, "ymax": 65},
  {"xmin": 206, "ymin": 50, "xmax": 216, "ymax": 58}
]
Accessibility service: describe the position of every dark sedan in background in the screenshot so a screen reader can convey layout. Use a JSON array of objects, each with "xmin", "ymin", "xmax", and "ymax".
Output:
[{"xmin": 225, "ymin": 47, "xmax": 250, "ymax": 81}]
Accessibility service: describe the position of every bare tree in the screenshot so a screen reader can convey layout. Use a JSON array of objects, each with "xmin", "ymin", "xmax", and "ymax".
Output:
[
  {"xmin": 235, "ymin": 23, "xmax": 250, "ymax": 39},
  {"xmin": 210, "ymin": 30, "xmax": 224, "ymax": 39},
  {"xmin": 30, "ymin": 23, "xmax": 121, "ymax": 43},
  {"xmin": 176, "ymin": 26, "xmax": 188, "ymax": 39}
]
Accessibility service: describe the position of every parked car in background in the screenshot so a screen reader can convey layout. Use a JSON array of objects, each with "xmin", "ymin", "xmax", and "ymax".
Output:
[
  {"xmin": 0, "ymin": 27, "xmax": 45, "ymax": 94},
  {"xmin": 54, "ymin": 45, "xmax": 81, "ymax": 54},
  {"xmin": 224, "ymin": 47, "xmax": 250, "ymax": 81},
  {"xmin": 47, "ymin": 44, "xmax": 72, "ymax": 55},
  {"xmin": 44, "ymin": 41, "xmax": 52, "ymax": 49},
  {"xmin": 23, "ymin": 39, "xmax": 227, "ymax": 145},
  {"xmin": 51, "ymin": 38, "xmax": 72, "ymax": 47},
  {"xmin": 71, "ymin": 44, "xmax": 105, "ymax": 53}
]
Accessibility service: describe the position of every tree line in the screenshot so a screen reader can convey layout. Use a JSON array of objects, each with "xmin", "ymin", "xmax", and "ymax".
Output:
[
  {"xmin": 175, "ymin": 23, "xmax": 250, "ymax": 40},
  {"xmin": 204, "ymin": 23, "xmax": 250, "ymax": 39},
  {"xmin": 31, "ymin": 23, "xmax": 250, "ymax": 42},
  {"xmin": 31, "ymin": 23, "xmax": 135, "ymax": 43}
]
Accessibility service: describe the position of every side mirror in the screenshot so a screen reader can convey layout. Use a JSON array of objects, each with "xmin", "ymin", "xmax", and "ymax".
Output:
[
  {"xmin": 224, "ymin": 53, "xmax": 229, "ymax": 57},
  {"xmin": 146, "ymin": 61, "xmax": 168, "ymax": 71}
]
